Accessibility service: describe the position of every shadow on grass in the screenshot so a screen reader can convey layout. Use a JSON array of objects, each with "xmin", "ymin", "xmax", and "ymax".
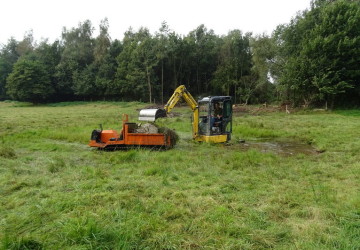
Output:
[{"xmin": 334, "ymin": 110, "xmax": 360, "ymax": 117}]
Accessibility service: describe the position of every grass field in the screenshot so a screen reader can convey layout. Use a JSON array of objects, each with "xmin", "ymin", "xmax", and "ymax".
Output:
[{"xmin": 0, "ymin": 101, "xmax": 359, "ymax": 249}]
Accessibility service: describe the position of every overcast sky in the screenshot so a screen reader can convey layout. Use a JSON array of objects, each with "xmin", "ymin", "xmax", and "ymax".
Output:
[{"xmin": 0, "ymin": 0, "xmax": 311, "ymax": 45}]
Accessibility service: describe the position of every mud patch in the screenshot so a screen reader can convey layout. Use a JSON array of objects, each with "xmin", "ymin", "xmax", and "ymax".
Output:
[
  {"xmin": 230, "ymin": 139, "xmax": 319, "ymax": 156},
  {"xmin": 232, "ymin": 104, "xmax": 295, "ymax": 116},
  {"xmin": 0, "ymin": 146, "xmax": 17, "ymax": 159}
]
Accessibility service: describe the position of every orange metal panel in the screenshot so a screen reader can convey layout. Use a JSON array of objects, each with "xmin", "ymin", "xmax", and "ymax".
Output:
[
  {"xmin": 100, "ymin": 130, "xmax": 119, "ymax": 142},
  {"xmin": 125, "ymin": 133, "xmax": 167, "ymax": 146}
]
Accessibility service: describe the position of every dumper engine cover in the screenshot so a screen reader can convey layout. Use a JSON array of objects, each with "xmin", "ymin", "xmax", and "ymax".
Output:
[{"xmin": 91, "ymin": 129, "xmax": 102, "ymax": 142}]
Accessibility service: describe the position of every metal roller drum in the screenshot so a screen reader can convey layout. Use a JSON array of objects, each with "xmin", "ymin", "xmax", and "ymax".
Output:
[{"xmin": 138, "ymin": 109, "xmax": 167, "ymax": 121}]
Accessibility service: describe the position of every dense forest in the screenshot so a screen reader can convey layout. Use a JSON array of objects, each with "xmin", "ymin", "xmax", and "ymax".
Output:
[{"xmin": 0, "ymin": 0, "xmax": 359, "ymax": 107}]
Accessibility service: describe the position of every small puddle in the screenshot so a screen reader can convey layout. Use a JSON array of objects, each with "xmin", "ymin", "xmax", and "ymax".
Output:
[{"xmin": 230, "ymin": 139, "xmax": 319, "ymax": 156}]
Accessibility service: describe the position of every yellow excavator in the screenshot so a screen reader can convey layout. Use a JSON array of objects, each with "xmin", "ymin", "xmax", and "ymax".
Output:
[{"xmin": 138, "ymin": 85, "xmax": 232, "ymax": 143}]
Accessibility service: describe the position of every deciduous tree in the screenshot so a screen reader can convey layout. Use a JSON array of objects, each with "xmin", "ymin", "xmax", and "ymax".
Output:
[
  {"xmin": 0, "ymin": 38, "xmax": 19, "ymax": 99},
  {"xmin": 275, "ymin": 0, "xmax": 360, "ymax": 107},
  {"xmin": 6, "ymin": 56, "xmax": 53, "ymax": 103}
]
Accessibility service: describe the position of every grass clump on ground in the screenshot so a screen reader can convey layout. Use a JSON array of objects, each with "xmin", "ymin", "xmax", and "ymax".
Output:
[{"xmin": 0, "ymin": 101, "xmax": 359, "ymax": 249}]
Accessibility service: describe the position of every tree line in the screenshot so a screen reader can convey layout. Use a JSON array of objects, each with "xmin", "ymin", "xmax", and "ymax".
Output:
[{"xmin": 0, "ymin": 0, "xmax": 359, "ymax": 107}]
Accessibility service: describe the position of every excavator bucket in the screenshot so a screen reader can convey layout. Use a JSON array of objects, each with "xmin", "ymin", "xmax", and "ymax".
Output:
[{"xmin": 138, "ymin": 109, "xmax": 167, "ymax": 122}]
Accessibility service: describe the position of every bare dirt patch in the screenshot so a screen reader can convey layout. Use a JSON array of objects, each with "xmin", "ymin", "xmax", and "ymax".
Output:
[
  {"xmin": 228, "ymin": 139, "xmax": 320, "ymax": 156},
  {"xmin": 232, "ymin": 104, "xmax": 295, "ymax": 116}
]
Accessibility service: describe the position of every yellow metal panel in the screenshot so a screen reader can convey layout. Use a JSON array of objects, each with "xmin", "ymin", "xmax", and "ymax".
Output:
[
  {"xmin": 195, "ymin": 135, "xmax": 228, "ymax": 143},
  {"xmin": 192, "ymin": 108, "xmax": 199, "ymax": 138}
]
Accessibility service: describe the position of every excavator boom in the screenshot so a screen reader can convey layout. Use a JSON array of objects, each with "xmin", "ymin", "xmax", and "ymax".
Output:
[{"xmin": 164, "ymin": 85, "xmax": 197, "ymax": 113}]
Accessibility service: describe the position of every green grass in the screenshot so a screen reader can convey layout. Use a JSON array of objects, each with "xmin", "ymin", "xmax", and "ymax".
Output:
[{"xmin": 0, "ymin": 101, "xmax": 359, "ymax": 249}]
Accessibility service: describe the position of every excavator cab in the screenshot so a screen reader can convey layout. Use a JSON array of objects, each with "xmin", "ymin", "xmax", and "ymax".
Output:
[{"xmin": 198, "ymin": 96, "xmax": 232, "ymax": 141}]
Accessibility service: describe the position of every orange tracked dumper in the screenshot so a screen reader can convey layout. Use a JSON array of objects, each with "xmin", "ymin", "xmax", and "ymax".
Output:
[{"xmin": 89, "ymin": 114, "xmax": 174, "ymax": 150}]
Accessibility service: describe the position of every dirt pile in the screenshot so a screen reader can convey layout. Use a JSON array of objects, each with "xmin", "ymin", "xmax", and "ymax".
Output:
[
  {"xmin": 232, "ymin": 104, "xmax": 286, "ymax": 115},
  {"xmin": 135, "ymin": 123, "xmax": 159, "ymax": 134},
  {"xmin": 135, "ymin": 123, "xmax": 179, "ymax": 147}
]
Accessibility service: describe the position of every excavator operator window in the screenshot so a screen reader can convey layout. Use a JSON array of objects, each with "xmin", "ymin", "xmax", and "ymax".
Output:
[
  {"xmin": 223, "ymin": 101, "xmax": 231, "ymax": 118},
  {"xmin": 199, "ymin": 102, "xmax": 209, "ymax": 135},
  {"xmin": 210, "ymin": 101, "xmax": 223, "ymax": 134},
  {"xmin": 212, "ymin": 102, "xmax": 223, "ymax": 117},
  {"xmin": 222, "ymin": 100, "xmax": 232, "ymax": 134},
  {"xmin": 199, "ymin": 102, "xmax": 208, "ymax": 118}
]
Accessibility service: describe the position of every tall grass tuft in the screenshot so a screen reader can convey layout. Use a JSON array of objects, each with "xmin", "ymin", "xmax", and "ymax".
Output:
[{"xmin": 0, "ymin": 146, "xmax": 16, "ymax": 159}]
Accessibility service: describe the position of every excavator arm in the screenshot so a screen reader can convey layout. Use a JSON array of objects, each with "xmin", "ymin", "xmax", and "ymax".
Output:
[
  {"xmin": 138, "ymin": 85, "xmax": 199, "ymax": 139},
  {"xmin": 164, "ymin": 85, "xmax": 199, "ymax": 138},
  {"xmin": 164, "ymin": 85, "xmax": 197, "ymax": 113}
]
